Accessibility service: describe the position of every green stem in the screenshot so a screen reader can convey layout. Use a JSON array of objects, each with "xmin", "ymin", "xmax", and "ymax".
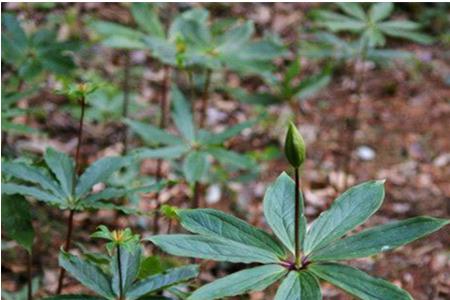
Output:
[
  {"xmin": 294, "ymin": 167, "xmax": 301, "ymax": 267},
  {"xmin": 117, "ymin": 245, "xmax": 124, "ymax": 300}
]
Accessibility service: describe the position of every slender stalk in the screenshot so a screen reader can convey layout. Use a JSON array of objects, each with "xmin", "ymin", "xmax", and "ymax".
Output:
[
  {"xmin": 27, "ymin": 250, "xmax": 32, "ymax": 300},
  {"xmin": 117, "ymin": 245, "xmax": 124, "ymax": 300},
  {"xmin": 56, "ymin": 95, "xmax": 86, "ymax": 294},
  {"xmin": 152, "ymin": 65, "xmax": 171, "ymax": 235},
  {"xmin": 294, "ymin": 167, "xmax": 301, "ymax": 268},
  {"xmin": 122, "ymin": 53, "xmax": 130, "ymax": 155},
  {"xmin": 199, "ymin": 69, "xmax": 212, "ymax": 129},
  {"xmin": 341, "ymin": 46, "xmax": 368, "ymax": 190},
  {"xmin": 190, "ymin": 69, "xmax": 212, "ymax": 208},
  {"xmin": 192, "ymin": 182, "xmax": 201, "ymax": 208}
]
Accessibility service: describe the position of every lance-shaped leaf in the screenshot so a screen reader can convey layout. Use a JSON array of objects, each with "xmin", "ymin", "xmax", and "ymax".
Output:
[
  {"xmin": 44, "ymin": 148, "xmax": 75, "ymax": 197},
  {"xmin": 2, "ymin": 183, "xmax": 63, "ymax": 205},
  {"xmin": 178, "ymin": 208, "xmax": 286, "ymax": 257},
  {"xmin": 274, "ymin": 271, "xmax": 321, "ymax": 300},
  {"xmin": 130, "ymin": 3, "xmax": 164, "ymax": 37},
  {"xmin": 1, "ymin": 194, "xmax": 35, "ymax": 252},
  {"xmin": 304, "ymin": 180, "xmax": 385, "ymax": 254},
  {"xmin": 189, "ymin": 264, "xmax": 286, "ymax": 300},
  {"xmin": 183, "ymin": 151, "xmax": 209, "ymax": 184},
  {"xmin": 309, "ymin": 262, "xmax": 413, "ymax": 300},
  {"xmin": 216, "ymin": 21, "xmax": 254, "ymax": 54},
  {"xmin": 148, "ymin": 234, "xmax": 280, "ymax": 264},
  {"xmin": 369, "ymin": 3, "xmax": 394, "ymax": 22},
  {"xmin": 263, "ymin": 172, "xmax": 306, "ymax": 254},
  {"xmin": 2, "ymin": 161, "xmax": 63, "ymax": 197},
  {"xmin": 127, "ymin": 265, "xmax": 199, "ymax": 300},
  {"xmin": 171, "ymin": 85, "xmax": 196, "ymax": 142},
  {"xmin": 112, "ymin": 245, "xmax": 141, "ymax": 296},
  {"xmin": 44, "ymin": 295, "xmax": 105, "ymax": 300},
  {"xmin": 207, "ymin": 148, "xmax": 255, "ymax": 170},
  {"xmin": 75, "ymin": 156, "xmax": 125, "ymax": 198},
  {"xmin": 125, "ymin": 119, "xmax": 184, "ymax": 146},
  {"xmin": 133, "ymin": 145, "xmax": 189, "ymax": 160},
  {"xmin": 204, "ymin": 118, "xmax": 258, "ymax": 145},
  {"xmin": 59, "ymin": 251, "xmax": 115, "ymax": 299},
  {"xmin": 309, "ymin": 216, "xmax": 450, "ymax": 261}
]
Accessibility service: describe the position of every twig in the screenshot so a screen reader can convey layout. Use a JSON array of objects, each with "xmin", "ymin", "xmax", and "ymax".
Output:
[
  {"xmin": 27, "ymin": 251, "xmax": 32, "ymax": 300},
  {"xmin": 294, "ymin": 167, "xmax": 301, "ymax": 268}
]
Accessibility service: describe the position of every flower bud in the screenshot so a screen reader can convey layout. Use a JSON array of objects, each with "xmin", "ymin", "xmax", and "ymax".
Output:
[{"xmin": 284, "ymin": 122, "xmax": 306, "ymax": 168}]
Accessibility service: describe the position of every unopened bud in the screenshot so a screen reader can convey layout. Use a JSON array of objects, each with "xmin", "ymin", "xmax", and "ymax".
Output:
[{"xmin": 284, "ymin": 122, "xmax": 306, "ymax": 168}]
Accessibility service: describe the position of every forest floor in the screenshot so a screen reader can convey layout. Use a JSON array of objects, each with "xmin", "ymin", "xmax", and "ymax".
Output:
[{"xmin": 2, "ymin": 3, "xmax": 450, "ymax": 300}]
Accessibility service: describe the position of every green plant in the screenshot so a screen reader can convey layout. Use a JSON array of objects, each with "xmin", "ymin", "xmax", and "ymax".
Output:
[
  {"xmin": 226, "ymin": 57, "xmax": 331, "ymax": 108},
  {"xmin": 1, "ymin": 13, "xmax": 79, "ymax": 81},
  {"xmin": 127, "ymin": 84, "xmax": 257, "ymax": 208},
  {"xmin": 46, "ymin": 226, "xmax": 199, "ymax": 300},
  {"xmin": 148, "ymin": 124, "xmax": 449, "ymax": 299},
  {"xmin": 313, "ymin": 3, "xmax": 433, "ymax": 47}
]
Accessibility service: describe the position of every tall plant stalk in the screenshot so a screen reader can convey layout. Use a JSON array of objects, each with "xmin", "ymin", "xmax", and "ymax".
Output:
[
  {"xmin": 340, "ymin": 46, "xmax": 368, "ymax": 191},
  {"xmin": 117, "ymin": 245, "xmax": 124, "ymax": 300},
  {"xmin": 56, "ymin": 95, "xmax": 86, "ymax": 294},
  {"xmin": 192, "ymin": 69, "xmax": 212, "ymax": 208},
  {"xmin": 294, "ymin": 167, "xmax": 301, "ymax": 267},
  {"xmin": 27, "ymin": 251, "xmax": 32, "ymax": 300},
  {"xmin": 152, "ymin": 65, "xmax": 171, "ymax": 235},
  {"xmin": 122, "ymin": 53, "xmax": 131, "ymax": 155}
]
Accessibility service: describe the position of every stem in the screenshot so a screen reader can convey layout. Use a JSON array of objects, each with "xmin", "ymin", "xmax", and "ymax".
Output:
[
  {"xmin": 199, "ymin": 69, "xmax": 212, "ymax": 129},
  {"xmin": 27, "ymin": 251, "xmax": 32, "ymax": 300},
  {"xmin": 294, "ymin": 167, "xmax": 301, "ymax": 267},
  {"xmin": 152, "ymin": 65, "xmax": 171, "ymax": 235},
  {"xmin": 56, "ymin": 210, "xmax": 75, "ymax": 294},
  {"xmin": 341, "ymin": 47, "xmax": 368, "ymax": 191},
  {"xmin": 117, "ymin": 245, "xmax": 124, "ymax": 300},
  {"xmin": 56, "ymin": 95, "xmax": 86, "ymax": 294},
  {"xmin": 192, "ymin": 182, "xmax": 201, "ymax": 208},
  {"xmin": 122, "ymin": 53, "xmax": 130, "ymax": 155}
]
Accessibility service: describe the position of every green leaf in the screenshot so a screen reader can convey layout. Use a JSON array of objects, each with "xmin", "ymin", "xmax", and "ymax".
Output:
[
  {"xmin": 2, "ymin": 183, "xmax": 63, "ymax": 205},
  {"xmin": 1, "ymin": 194, "xmax": 34, "ymax": 252},
  {"xmin": 130, "ymin": 3, "xmax": 164, "ymax": 37},
  {"xmin": 44, "ymin": 148, "xmax": 75, "ymax": 198},
  {"xmin": 206, "ymin": 148, "xmax": 255, "ymax": 170},
  {"xmin": 44, "ymin": 296, "xmax": 105, "ymax": 300},
  {"xmin": 127, "ymin": 265, "xmax": 199, "ymax": 300},
  {"xmin": 217, "ymin": 21, "xmax": 254, "ymax": 54},
  {"xmin": 378, "ymin": 23, "xmax": 434, "ymax": 44},
  {"xmin": 369, "ymin": 3, "xmax": 394, "ymax": 22},
  {"xmin": 309, "ymin": 262, "xmax": 413, "ymax": 300},
  {"xmin": 1, "ymin": 13, "xmax": 28, "ymax": 65},
  {"xmin": 178, "ymin": 208, "xmax": 286, "ymax": 257},
  {"xmin": 295, "ymin": 68, "xmax": 331, "ymax": 100},
  {"xmin": 171, "ymin": 85, "xmax": 196, "ymax": 141},
  {"xmin": 133, "ymin": 145, "xmax": 189, "ymax": 160},
  {"xmin": 75, "ymin": 156, "xmax": 125, "ymax": 198},
  {"xmin": 2, "ymin": 161, "xmax": 63, "ymax": 197},
  {"xmin": 274, "ymin": 271, "xmax": 321, "ymax": 300},
  {"xmin": 202, "ymin": 118, "xmax": 258, "ymax": 145},
  {"xmin": 314, "ymin": 10, "xmax": 367, "ymax": 32},
  {"xmin": 89, "ymin": 20, "xmax": 145, "ymax": 48},
  {"xmin": 59, "ymin": 251, "xmax": 115, "ymax": 299},
  {"xmin": 143, "ymin": 36, "xmax": 177, "ymax": 65},
  {"xmin": 183, "ymin": 151, "xmax": 209, "ymax": 184},
  {"xmin": 189, "ymin": 264, "xmax": 287, "ymax": 300},
  {"xmin": 263, "ymin": 172, "xmax": 306, "ymax": 254},
  {"xmin": 337, "ymin": 3, "xmax": 366, "ymax": 21},
  {"xmin": 125, "ymin": 119, "xmax": 184, "ymax": 146},
  {"xmin": 310, "ymin": 216, "xmax": 450, "ymax": 261},
  {"xmin": 304, "ymin": 180, "xmax": 385, "ymax": 254},
  {"xmin": 148, "ymin": 234, "xmax": 280, "ymax": 264},
  {"xmin": 112, "ymin": 245, "xmax": 141, "ymax": 296}
]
